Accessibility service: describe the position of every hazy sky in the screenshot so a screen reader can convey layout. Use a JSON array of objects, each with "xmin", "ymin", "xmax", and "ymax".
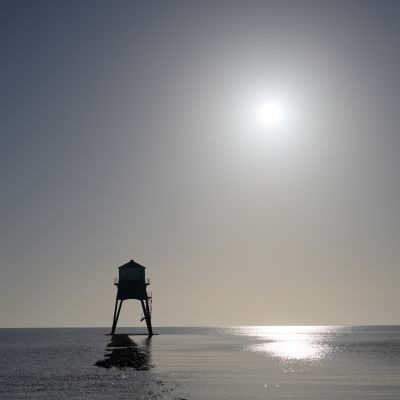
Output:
[{"xmin": 1, "ymin": 0, "xmax": 400, "ymax": 327}]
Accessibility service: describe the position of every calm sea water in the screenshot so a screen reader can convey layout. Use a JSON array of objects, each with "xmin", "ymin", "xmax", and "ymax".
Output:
[{"xmin": 1, "ymin": 326, "xmax": 400, "ymax": 399}]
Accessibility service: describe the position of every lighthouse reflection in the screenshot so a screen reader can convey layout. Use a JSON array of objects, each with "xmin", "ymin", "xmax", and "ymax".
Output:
[
  {"xmin": 243, "ymin": 326, "xmax": 332, "ymax": 361},
  {"xmin": 95, "ymin": 334, "xmax": 152, "ymax": 370}
]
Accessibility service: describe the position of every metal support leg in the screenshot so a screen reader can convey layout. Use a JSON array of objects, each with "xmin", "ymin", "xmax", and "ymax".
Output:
[
  {"xmin": 111, "ymin": 299, "xmax": 123, "ymax": 335},
  {"xmin": 110, "ymin": 296, "xmax": 119, "ymax": 334},
  {"xmin": 141, "ymin": 298, "xmax": 153, "ymax": 337}
]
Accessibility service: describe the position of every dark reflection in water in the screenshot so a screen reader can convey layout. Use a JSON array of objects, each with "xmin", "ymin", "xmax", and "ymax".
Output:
[{"xmin": 95, "ymin": 334, "xmax": 152, "ymax": 370}]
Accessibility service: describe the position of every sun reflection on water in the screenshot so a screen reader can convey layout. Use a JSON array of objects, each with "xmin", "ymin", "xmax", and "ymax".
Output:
[{"xmin": 237, "ymin": 326, "xmax": 334, "ymax": 361}]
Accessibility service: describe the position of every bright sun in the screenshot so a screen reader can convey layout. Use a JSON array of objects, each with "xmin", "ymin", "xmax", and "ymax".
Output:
[{"xmin": 256, "ymin": 100, "xmax": 285, "ymax": 127}]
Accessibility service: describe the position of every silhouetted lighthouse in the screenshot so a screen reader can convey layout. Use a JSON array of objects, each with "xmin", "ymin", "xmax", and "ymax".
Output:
[{"xmin": 111, "ymin": 260, "xmax": 153, "ymax": 336}]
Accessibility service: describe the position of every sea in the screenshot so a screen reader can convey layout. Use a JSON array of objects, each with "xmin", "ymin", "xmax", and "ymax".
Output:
[{"xmin": 1, "ymin": 326, "xmax": 400, "ymax": 399}]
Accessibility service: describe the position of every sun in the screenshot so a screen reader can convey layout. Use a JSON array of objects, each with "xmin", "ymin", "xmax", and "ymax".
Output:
[{"xmin": 256, "ymin": 100, "xmax": 285, "ymax": 127}]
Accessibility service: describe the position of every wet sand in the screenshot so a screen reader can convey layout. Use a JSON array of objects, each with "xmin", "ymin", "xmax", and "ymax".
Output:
[{"xmin": 95, "ymin": 334, "xmax": 152, "ymax": 370}]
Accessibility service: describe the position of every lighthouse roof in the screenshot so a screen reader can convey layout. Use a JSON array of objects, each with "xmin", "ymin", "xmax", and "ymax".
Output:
[{"xmin": 119, "ymin": 259, "xmax": 146, "ymax": 270}]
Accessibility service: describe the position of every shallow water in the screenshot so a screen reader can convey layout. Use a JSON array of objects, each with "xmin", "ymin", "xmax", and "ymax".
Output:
[{"xmin": 1, "ymin": 326, "xmax": 400, "ymax": 399}]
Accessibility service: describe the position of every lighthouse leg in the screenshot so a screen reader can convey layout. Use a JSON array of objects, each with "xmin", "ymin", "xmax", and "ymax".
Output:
[
  {"xmin": 145, "ymin": 298, "xmax": 153, "ymax": 336},
  {"xmin": 111, "ymin": 299, "xmax": 123, "ymax": 335},
  {"xmin": 141, "ymin": 299, "xmax": 153, "ymax": 337},
  {"xmin": 110, "ymin": 296, "xmax": 119, "ymax": 334}
]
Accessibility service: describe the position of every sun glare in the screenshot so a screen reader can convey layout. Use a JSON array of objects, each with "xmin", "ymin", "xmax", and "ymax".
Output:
[
  {"xmin": 241, "ymin": 326, "xmax": 333, "ymax": 361},
  {"xmin": 256, "ymin": 100, "xmax": 285, "ymax": 127}
]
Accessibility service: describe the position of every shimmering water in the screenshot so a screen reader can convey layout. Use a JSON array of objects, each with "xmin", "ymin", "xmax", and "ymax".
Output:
[{"xmin": 1, "ymin": 326, "xmax": 400, "ymax": 399}]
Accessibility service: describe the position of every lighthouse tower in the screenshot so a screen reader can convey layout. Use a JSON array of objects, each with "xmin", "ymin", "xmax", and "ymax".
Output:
[{"xmin": 110, "ymin": 260, "xmax": 153, "ymax": 336}]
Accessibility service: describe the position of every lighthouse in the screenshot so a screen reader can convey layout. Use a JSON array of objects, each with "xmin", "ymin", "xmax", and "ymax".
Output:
[{"xmin": 110, "ymin": 260, "xmax": 153, "ymax": 336}]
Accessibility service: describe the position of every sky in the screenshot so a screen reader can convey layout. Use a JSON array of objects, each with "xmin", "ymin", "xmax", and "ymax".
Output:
[{"xmin": 1, "ymin": 0, "xmax": 400, "ymax": 327}]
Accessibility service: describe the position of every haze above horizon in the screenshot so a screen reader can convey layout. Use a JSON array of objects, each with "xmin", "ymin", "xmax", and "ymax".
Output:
[{"xmin": 1, "ymin": 0, "xmax": 400, "ymax": 328}]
